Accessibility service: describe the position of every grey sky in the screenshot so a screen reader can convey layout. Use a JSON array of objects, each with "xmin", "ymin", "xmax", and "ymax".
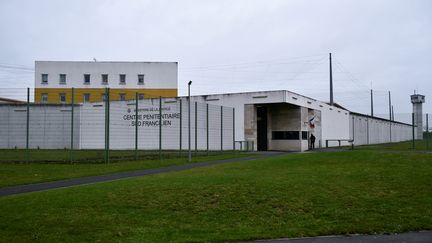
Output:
[{"xmin": 0, "ymin": 0, "xmax": 431, "ymax": 117}]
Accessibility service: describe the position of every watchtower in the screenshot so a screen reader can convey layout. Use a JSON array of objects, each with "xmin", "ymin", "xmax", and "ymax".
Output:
[{"xmin": 411, "ymin": 94, "xmax": 425, "ymax": 139}]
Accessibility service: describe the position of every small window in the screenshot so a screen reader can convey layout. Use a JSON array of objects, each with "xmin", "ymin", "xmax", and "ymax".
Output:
[
  {"xmin": 41, "ymin": 74, "xmax": 48, "ymax": 84},
  {"xmin": 102, "ymin": 74, "xmax": 108, "ymax": 84},
  {"xmin": 138, "ymin": 74, "xmax": 144, "ymax": 85},
  {"xmin": 138, "ymin": 94, "xmax": 144, "ymax": 100},
  {"xmin": 119, "ymin": 93, "xmax": 126, "ymax": 101},
  {"xmin": 272, "ymin": 131, "xmax": 300, "ymax": 140},
  {"xmin": 83, "ymin": 93, "xmax": 90, "ymax": 103},
  {"xmin": 59, "ymin": 93, "xmax": 66, "ymax": 104},
  {"xmin": 59, "ymin": 74, "xmax": 66, "ymax": 84},
  {"xmin": 101, "ymin": 93, "xmax": 107, "ymax": 102},
  {"xmin": 84, "ymin": 74, "xmax": 91, "ymax": 84},
  {"xmin": 41, "ymin": 93, "xmax": 48, "ymax": 103},
  {"xmin": 119, "ymin": 74, "xmax": 126, "ymax": 84},
  {"xmin": 301, "ymin": 131, "xmax": 308, "ymax": 140}
]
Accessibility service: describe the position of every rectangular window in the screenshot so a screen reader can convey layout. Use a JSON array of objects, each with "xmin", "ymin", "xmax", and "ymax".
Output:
[
  {"xmin": 102, "ymin": 74, "xmax": 108, "ymax": 84},
  {"xmin": 59, "ymin": 93, "xmax": 66, "ymax": 104},
  {"xmin": 41, "ymin": 93, "xmax": 48, "ymax": 103},
  {"xmin": 138, "ymin": 94, "xmax": 144, "ymax": 100},
  {"xmin": 138, "ymin": 74, "xmax": 144, "ymax": 85},
  {"xmin": 59, "ymin": 74, "xmax": 66, "ymax": 84},
  {"xmin": 41, "ymin": 74, "xmax": 48, "ymax": 84},
  {"xmin": 272, "ymin": 131, "xmax": 300, "ymax": 140},
  {"xmin": 119, "ymin": 93, "xmax": 126, "ymax": 101},
  {"xmin": 101, "ymin": 93, "xmax": 107, "ymax": 102},
  {"xmin": 83, "ymin": 93, "xmax": 90, "ymax": 103},
  {"xmin": 119, "ymin": 74, "xmax": 126, "ymax": 84},
  {"xmin": 301, "ymin": 131, "xmax": 308, "ymax": 140},
  {"xmin": 84, "ymin": 74, "xmax": 91, "ymax": 84}
]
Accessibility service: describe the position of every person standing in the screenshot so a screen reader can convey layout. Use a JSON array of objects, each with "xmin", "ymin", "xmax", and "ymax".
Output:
[{"xmin": 310, "ymin": 133, "xmax": 316, "ymax": 150}]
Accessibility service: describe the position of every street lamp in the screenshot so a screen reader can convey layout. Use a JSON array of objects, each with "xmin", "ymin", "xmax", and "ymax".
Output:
[{"xmin": 188, "ymin": 80, "xmax": 192, "ymax": 162}]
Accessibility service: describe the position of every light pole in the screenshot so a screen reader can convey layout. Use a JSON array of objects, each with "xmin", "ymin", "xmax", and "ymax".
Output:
[{"xmin": 188, "ymin": 80, "xmax": 192, "ymax": 162}]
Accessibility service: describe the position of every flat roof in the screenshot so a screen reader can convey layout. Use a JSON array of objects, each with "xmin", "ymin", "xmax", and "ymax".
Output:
[{"xmin": 35, "ymin": 61, "xmax": 178, "ymax": 64}]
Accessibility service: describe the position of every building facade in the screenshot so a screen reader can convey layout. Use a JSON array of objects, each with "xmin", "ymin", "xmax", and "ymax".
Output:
[
  {"xmin": 189, "ymin": 90, "xmax": 414, "ymax": 151},
  {"xmin": 34, "ymin": 61, "xmax": 178, "ymax": 103}
]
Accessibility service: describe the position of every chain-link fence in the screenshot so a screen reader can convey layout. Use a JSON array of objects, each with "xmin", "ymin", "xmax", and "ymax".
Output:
[{"xmin": 0, "ymin": 88, "xmax": 236, "ymax": 163}]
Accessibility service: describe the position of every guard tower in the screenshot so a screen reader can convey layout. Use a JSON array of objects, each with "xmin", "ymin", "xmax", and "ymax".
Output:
[{"xmin": 411, "ymin": 94, "xmax": 425, "ymax": 139}]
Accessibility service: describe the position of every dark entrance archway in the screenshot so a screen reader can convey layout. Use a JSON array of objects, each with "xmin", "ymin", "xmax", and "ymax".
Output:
[{"xmin": 257, "ymin": 106, "xmax": 268, "ymax": 151}]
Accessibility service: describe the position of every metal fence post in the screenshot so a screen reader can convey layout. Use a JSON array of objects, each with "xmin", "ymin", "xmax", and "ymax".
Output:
[
  {"xmin": 104, "ymin": 88, "xmax": 107, "ymax": 163},
  {"xmin": 427, "ymin": 113, "xmax": 429, "ymax": 150},
  {"xmin": 389, "ymin": 118, "xmax": 392, "ymax": 143},
  {"xmin": 135, "ymin": 92, "xmax": 138, "ymax": 160},
  {"xmin": 221, "ymin": 106, "xmax": 223, "ymax": 152},
  {"xmin": 159, "ymin": 96, "xmax": 162, "ymax": 160},
  {"xmin": 179, "ymin": 99, "xmax": 182, "ymax": 156},
  {"xmin": 195, "ymin": 102, "xmax": 197, "ymax": 153},
  {"xmin": 206, "ymin": 104, "xmax": 209, "ymax": 155},
  {"xmin": 70, "ymin": 87, "xmax": 74, "ymax": 163},
  {"xmin": 412, "ymin": 112, "xmax": 415, "ymax": 149},
  {"xmin": 105, "ymin": 88, "xmax": 110, "ymax": 163},
  {"xmin": 233, "ymin": 108, "xmax": 235, "ymax": 151},
  {"xmin": 367, "ymin": 118, "xmax": 369, "ymax": 145},
  {"xmin": 26, "ymin": 87, "xmax": 30, "ymax": 163}
]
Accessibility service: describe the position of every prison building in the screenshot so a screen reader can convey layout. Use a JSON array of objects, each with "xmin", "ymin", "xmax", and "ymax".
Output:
[
  {"xmin": 34, "ymin": 61, "xmax": 178, "ymax": 104},
  {"xmin": 189, "ymin": 90, "xmax": 415, "ymax": 151}
]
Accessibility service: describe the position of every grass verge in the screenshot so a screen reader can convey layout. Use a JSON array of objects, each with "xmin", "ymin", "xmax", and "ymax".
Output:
[
  {"xmin": 0, "ymin": 148, "xmax": 431, "ymax": 242},
  {"xmin": 0, "ymin": 152, "xmax": 249, "ymax": 188}
]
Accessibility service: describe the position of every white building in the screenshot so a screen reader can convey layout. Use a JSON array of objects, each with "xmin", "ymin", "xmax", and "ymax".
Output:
[
  {"xmin": 189, "ymin": 90, "xmax": 414, "ymax": 151},
  {"xmin": 34, "ymin": 61, "xmax": 178, "ymax": 104},
  {"xmin": 0, "ymin": 89, "xmax": 416, "ymax": 152}
]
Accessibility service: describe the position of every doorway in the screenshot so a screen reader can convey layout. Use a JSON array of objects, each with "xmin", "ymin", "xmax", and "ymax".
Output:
[{"xmin": 257, "ymin": 106, "xmax": 268, "ymax": 151}]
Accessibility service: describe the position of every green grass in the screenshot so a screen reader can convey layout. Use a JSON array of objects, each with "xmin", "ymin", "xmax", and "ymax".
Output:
[
  {"xmin": 0, "ymin": 149, "xmax": 228, "ymax": 163},
  {"xmin": 0, "ymin": 144, "xmax": 431, "ymax": 242},
  {"xmin": 356, "ymin": 139, "xmax": 432, "ymax": 151},
  {"xmin": 0, "ymin": 153, "xmax": 248, "ymax": 188}
]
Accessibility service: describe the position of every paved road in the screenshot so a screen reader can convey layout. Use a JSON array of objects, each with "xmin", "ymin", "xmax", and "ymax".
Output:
[
  {"xmin": 0, "ymin": 152, "xmax": 285, "ymax": 197},
  {"xmin": 242, "ymin": 231, "xmax": 432, "ymax": 243}
]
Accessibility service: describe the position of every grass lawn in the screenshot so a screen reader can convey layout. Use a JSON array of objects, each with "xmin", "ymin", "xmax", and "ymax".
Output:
[
  {"xmin": 0, "ymin": 152, "xmax": 248, "ymax": 188},
  {"xmin": 356, "ymin": 139, "xmax": 432, "ymax": 152},
  {"xmin": 0, "ymin": 143, "xmax": 431, "ymax": 242},
  {"xmin": 0, "ymin": 149, "xmax": 228, "ymax": 163}
]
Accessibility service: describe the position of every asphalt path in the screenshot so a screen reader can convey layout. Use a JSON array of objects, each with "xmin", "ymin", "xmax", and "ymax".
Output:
[
  {"xmin": 0, "ymin": 152, "xmax": 284, "ymax": 197},
  {"xmin": 242, "ymin": 231, "xmax": 432, "ymax": 243}
]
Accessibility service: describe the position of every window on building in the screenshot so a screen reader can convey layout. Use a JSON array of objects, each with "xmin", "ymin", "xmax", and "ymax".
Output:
[
  {"xmin": 84, "ymin": 74, "xmax": 91, "ymax": 84},
  {"xmin": 102, "ymin": 74, "xmax": 108, "ymax": 84},
  {"xmin": 41, "ymin": 74, "xmax": 48, "ymax": 84},
  {"xmin": 41, "ymin": 93, "xmax": 48, "ymax": 103},
  {"xmin": 138, "ymin": 93, "xmax": 145, "ymax": 100},
  {"xmin": 101, "ymin": 93, "xmax": 107, "ymax": 102},
  {"xmin": 138, "ymin": 74, "xmax": 144, "ymax": 85},
  {"xmin": 59, "ymin": 74, "xmax": 66, "ymax": 84},
  {"xmin": 272, "ymin": 131, "xmax": 300, "ymax": 140},
  {"xmin": 119, "ymin": 74, "xmax": 126, "ymax": 84},
  {"xmin": 83, "ymin": 93, "xmax": 90, "ymax": 103},
  {"xmin": 301, "ymin": 131, "xmax": 308, "ymax": 140},
  {"xmin": 119, "ymin": 93, "xmax": 126, "ymax": 101},
  {"xmin": 59, "ymin": 93, "xmax": 66, "ymax": 104}
]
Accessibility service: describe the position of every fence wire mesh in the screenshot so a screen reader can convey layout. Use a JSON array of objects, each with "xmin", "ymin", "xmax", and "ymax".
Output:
[{"xmin": 0, "ymin": 88, "xmax": 236, "ymax": 163}]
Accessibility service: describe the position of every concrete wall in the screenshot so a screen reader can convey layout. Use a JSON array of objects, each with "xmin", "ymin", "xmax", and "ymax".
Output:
[
  {"xmin": 0, "ymin": 99, "xmax": 234, "ymax": 150},
  {"xmin": 190, "ymin": 90, "xmax": 349, "ymax": 150},
  {"xmin": 0, "ymin": 104, "xmax": 80, "ymax": 149},
  {"xmin": 267, "ymin": 104, "xmax": 302, "ymax": 151},
  {"xmin": 243, "ymin": 103, "xmax": 322, "ymax": 151},
  {"xmin": 349, "ymin": 113, "xmax": 413, "ymax": 145}
]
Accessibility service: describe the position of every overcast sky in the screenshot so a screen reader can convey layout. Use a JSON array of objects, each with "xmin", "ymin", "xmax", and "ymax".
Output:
[{"xmin": 0, "ymin": 0, "xmax": 431, "ymax": 118}]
